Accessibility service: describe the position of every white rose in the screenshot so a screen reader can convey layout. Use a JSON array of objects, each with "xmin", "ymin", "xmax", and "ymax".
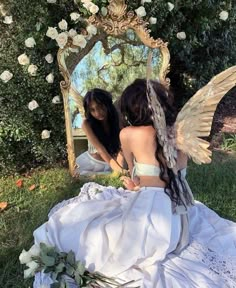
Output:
[
  {"xmin": 89, "ymin": 3, "xmax": 99, "ymax": 14},
  {"xmin": 56, "ymin": 32, "xmax": 68, "ymax": 49},
  {"xmin": 45, "ymin": 53, "xmax": 54, "ymax": 64},
  {"xmin": 86, "ymin": 24, "xmax": 97, "ymax": 35},
  {"xmin": 81, "ymin": 0, "xmax": 91, "ymax": 2},
  {"xmin": 73, "ymin": 34, "xmax": 87, "ymax": 48},
  {"xmin": 24, "ymin": 261, "xmax": 39, "ymax": 279},
  {"xmin": 149, "ymin": 17, "xmax": 157, "ymax": 24},
  {"xmin": 28, "ymin": 100, "xmax": 39, "ymax": 110},
  {"xmin": 141, "ymin": 0, "xmax": 151, "ymax": 4},
  {"xmin": 167, "ymin": 2, "xmax": 174, "ymax": 11},
  {"xmin": 0, "ymin": 70, "xmax": 13, "ymax": 83},
  {"xmin": 176, "ymin": 31, "xmax": 186, "ymax": 40},
  {"xmin": 47, "ymin": 0, "xmax": 56, "ymax": 3},
  {"xmin": 41, "ymin": 129, "xmax": 51, "ymax": 139},
  {"xmin": 3, "ymin": 15, "xmax": 13, "ymax": 24},
  {"xmin": 58, "ymin": 19, "xmax": 68, "ymax": 31},
  {"xmin": 135, "ymin": 6, "xmax": 146, "ymax": 18},
  {"xmin": 28, "ymin": 65, "xmax": 38, "ymax": 76},
  {"xmin": 83, "ymin": 2, "xmax": 93, "ymax": 10},
  {"xmin": 68, "ymin": 29, "xmax": 77, "ymax": 38},
  {"xmin": 101, "ymin": 7, "xmax": 108, "ymax": 16},
  {"xmin": 46, "ymin": 27, "xmax": 58, "ymax": 40},
  {"xmin": 52, "ymin": 95, "xmax": 61, "ymax": 104},
  {"xmin": 46, "ymin": 73, "xmax": 54, "ymax": 83},
  {"xmin": 18, "ymin": 53, "xmax": 30, "ymax": 65},
  {"xmin": 70, "ymin": 12, "xmax": 80, "ymax": 21},
  {"xmin": 219, "ymin": 11, "xmax": 229, "ymax": 21},
  {"xmin": 25, "ymin": 37, "xmax": 36, "ymax": 48},
  {"xmin": 19, "ymin": 249, "xmax": 32, "ymax": 264},
  {"xmin": 28, "ymin": 244, "xmax": 40, "ymax": 256}
]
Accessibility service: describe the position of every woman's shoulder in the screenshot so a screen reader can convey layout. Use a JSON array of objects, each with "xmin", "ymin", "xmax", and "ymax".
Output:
[{"xmin": 120, "ymin": 125, "xmax": 155, "ymax": 139}]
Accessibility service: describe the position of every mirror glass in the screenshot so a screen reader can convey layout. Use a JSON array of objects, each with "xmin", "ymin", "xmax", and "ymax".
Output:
[{"xmin": 64, "ymin": 30, "xmax": 163, "ymax": 157}]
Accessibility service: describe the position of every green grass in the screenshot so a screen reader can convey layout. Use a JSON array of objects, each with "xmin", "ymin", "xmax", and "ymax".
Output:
[{"xmin": 0, "ymin": 151, "xmax": 235, "ymax": 288}]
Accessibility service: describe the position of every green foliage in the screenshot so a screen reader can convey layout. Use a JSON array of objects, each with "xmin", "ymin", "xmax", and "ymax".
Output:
[
  {"xmin": 221, "ymin": 133, "xmax": 236, "ymax": 151},
  {"xmin": 1, "ymin": 0, "xmax": 236, "ymax": 174}
]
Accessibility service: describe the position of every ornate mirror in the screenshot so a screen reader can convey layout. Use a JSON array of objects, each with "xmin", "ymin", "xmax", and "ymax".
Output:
[{"xmin": 58, "ymin": 0, "xmax": 170, "ymax": 176}]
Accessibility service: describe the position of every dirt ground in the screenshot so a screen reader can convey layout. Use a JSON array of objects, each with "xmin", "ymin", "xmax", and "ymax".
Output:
[{"xmin": 211, "ymin": 91, "xmax": 236, "ymax": 147}]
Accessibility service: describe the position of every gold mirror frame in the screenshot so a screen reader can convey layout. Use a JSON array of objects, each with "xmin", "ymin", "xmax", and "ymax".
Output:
[{"xmin": 58, "ymin": 0, "xmax": 170, "ymax": 176}]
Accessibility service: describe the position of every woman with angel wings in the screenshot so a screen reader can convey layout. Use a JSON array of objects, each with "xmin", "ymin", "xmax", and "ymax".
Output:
[{"xmin": 32, "ymin": 67, "xmax": 236, "ymax": 288}]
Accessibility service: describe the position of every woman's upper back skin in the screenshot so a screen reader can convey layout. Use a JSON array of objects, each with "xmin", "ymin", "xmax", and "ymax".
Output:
[{"xmin": 121, "ymin": 125, "xmax": 188, "ymax": 171}]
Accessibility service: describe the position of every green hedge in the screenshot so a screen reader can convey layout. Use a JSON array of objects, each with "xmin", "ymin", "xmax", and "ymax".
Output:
[{"xmin": 0, "ymin": 0, "xmax": 235, "ymax": 174}]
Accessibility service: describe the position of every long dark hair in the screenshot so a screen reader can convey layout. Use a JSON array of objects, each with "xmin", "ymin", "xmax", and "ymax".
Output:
[
  {"xmin": 120, "ymin": 79, "xmax": 190, "ymax": 206},
  {"xmin": 83, "ymin": 88, "xmax": 120, "ymax": 157}
]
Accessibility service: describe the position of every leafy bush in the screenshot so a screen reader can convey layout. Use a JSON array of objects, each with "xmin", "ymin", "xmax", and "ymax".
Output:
[{"xmin": 0, "ymin": 0, "xmax": 235, "ymax": 174}]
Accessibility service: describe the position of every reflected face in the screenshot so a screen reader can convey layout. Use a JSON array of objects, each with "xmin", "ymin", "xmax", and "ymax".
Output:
[{"xmin": 89, "ymin": 100, "xmax": 107, "ymax": 121}]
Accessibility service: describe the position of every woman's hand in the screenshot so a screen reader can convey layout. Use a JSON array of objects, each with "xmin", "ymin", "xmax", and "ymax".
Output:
[{"xmin": 120, "ymin": 176, "xmax": 139, "ymax": 191}]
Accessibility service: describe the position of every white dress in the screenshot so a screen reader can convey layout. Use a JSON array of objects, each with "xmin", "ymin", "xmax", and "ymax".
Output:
[{"xmin": 33, "ymin": 166, "xmax": 236, "ymax": 288}]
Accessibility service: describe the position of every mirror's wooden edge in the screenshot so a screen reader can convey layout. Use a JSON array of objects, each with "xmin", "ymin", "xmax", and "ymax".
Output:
[{"xmin": 57, "ymin": 48, "xmax": 76, "ymax": 176}]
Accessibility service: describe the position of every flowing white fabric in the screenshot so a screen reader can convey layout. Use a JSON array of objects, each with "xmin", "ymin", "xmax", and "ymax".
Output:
[{"xmin": 33, "ymin": 182, "xmax": 236, "ymax": 288}]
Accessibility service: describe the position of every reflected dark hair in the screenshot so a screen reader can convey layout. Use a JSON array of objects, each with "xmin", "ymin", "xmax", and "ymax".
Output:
[
  {"xmin": 83, "ymin": 88, "xmax": 120, "ymax": 156},
  {"xmin": 120, "ymin": 79, "xmax": 189, "ymax": 206}
]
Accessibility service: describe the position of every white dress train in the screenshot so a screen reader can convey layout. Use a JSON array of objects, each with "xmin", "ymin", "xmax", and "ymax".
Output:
[{"xmin": 33, "ymin": 182, "xmax": 236, "ymax": 288}]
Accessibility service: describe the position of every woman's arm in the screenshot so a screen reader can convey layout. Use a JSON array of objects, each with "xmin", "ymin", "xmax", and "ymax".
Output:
[
  {"xmin": 82, "ymin": 120, "xmax": 123, "ymax": 172},
  {"xmin": 120, "ymin": 128, "xmax": 140, "ymax": 190}
]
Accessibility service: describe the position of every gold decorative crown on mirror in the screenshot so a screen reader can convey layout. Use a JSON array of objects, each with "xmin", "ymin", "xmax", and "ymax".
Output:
[{"xmin": 57, "ymin": 0, "xmax": 171, "ymax": 176}]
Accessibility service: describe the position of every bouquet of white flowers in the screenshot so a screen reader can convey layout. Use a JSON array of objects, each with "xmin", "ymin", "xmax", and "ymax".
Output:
[{"xmin": 19, "ymin": 243, "xmax": 140, "ymax": 288}]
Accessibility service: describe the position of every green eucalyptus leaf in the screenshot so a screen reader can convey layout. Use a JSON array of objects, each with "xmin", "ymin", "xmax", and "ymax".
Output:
[
  {"xmin": 66, "ymin": 250, "xmax": 75, "ymax": 266},
  {"xmin": 41, "ymin": 254, "xmax": 56, "ymax": 266},
  {"xmin": 65, "ymin": 264, "xmax": 75, "ymax": 276},
  {"xmin": 55, "ymin": 262, "xmax": 65, "ymax": 273},
  {"xmin": 75, "ymin": 261, "xmax": 86, "ymax": 275},
  {"xmin": 50, "ymin": 283, "xmax": 60, "ymax": 288}
]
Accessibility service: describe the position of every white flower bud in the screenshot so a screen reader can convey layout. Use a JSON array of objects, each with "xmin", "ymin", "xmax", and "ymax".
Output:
[
  {"xmin": 52, "ymin": 95, "xmax": 61, "ymax": 104},
  {"xmin": 0, "ymin": 70, "xmax": 13, "ymax": 83},
  {"xmin": 176, "ymin": 31, "xmax": 186, "ymax": 40},
  {"xmin": 25, "ymin": 37, "xmax": 36, "ymax": 48},
  {"xmin": 167, "ymin": 2, "xmax": 174, "ymax": 11},
  {"xmin": 18, "ymin": 53, "xmax": 30, "ymax": 66},
  {"xmin": 89, "ymin": 3, "xmax": 99, "ymax": 14},
  {"xmin": 24, "ymin": 261, "xmax": 39, "ymax": 278},
  {"xmin": 28, "ymin": 100, "xmax": 39, "ymax": 110},
  {"xmin": 68, "ymin": 29, "xmax": 77, "ymax": 38},
  {"xmin": 135, "ymin": 6, "xmax": 146, "ymax": 18},
  {"xmin": 56, "ymin": 32, "xmax": 68, "ymax": 49},
  {"xmin": 45, "ymin": 53, "xmax": 54, "ymax": 64},
  {"xmin": 47, "ymin": 0, "xmax": 56, "ymax": 3},
  {"xmin": 46, "ymin": 73, "xmax": 54, "ymax": 83},
  {"xmin": 86, "ymin": 24, "xmax": 97, "ymax": 35},
  {"xmin": 149, "ymin": 17, "xmax": 157, "ymax": 24},
  {"xmin": 41, "ymin": 129, "xmax": 51, "ymax": 139},
  {"xmin": 19, "ymin": 249, "xmax": 32, "ymax": 264},
  {"xmin": 73, "ymin": 34, "xmax": 87, "ymax": 48},
  {"xmin": 141, "ymin": 0, "xmax": 151, "ymax": 4},
  {"xmin": 219, "ymin": 10, "xmax": 229, "ymax": 21},
  {"xmin": 3, "ymin": 15, "xmax": 13, "ymax": 24},
  {"xmin": 28, "ymin": 65, "xmax": 38, "ymax": 76},
  {"xmin": 46, "ymin": 27, "xmax": 58, "ymax": 40},
  {"xmin": 70, "ymin": 12, "xmax": 80, "ymax": 21},
  {"xmin": 58, "ymin": 19, "xmax": 68, "ymax": 31}
]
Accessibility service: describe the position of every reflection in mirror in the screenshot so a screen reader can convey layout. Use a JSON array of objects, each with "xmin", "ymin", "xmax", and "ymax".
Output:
[
  {"xmin": 71, "ymin": 31, "xmax": 162, "ymax": 100},
  {"xmin": 63, "ymin": 30, "xmax": 164, "ymax": 175}
]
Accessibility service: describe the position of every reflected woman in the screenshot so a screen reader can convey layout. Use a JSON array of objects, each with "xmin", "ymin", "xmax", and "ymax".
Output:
[{"xmin": 76, "ymin": 88, "xmax": 124, "ymax": 175}]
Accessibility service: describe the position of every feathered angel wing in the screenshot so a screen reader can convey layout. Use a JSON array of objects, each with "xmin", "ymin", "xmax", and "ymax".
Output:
[{"xmin": 175, "ymin": 66, "xmax": 236, "ymax": 164}]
